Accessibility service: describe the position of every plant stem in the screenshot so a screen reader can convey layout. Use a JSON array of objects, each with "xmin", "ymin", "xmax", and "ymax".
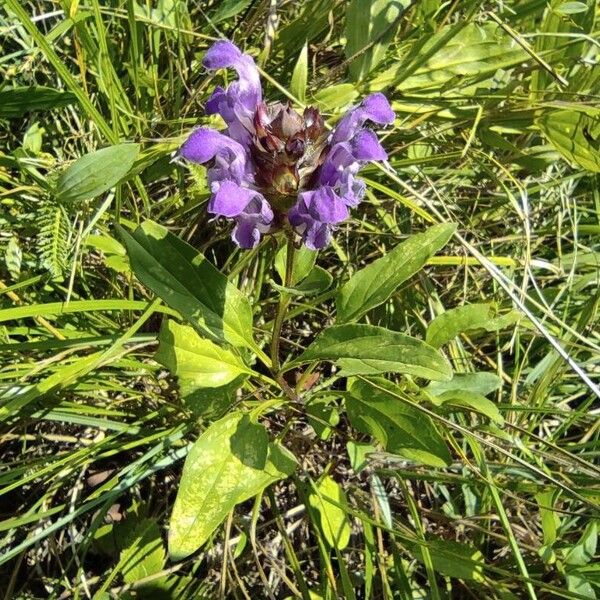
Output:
[{"xmin": 270, "ymin": 236, "xmax": 295, "ymax": 375}]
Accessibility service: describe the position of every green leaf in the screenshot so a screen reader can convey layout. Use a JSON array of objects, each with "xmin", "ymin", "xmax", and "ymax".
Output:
[
  {"xmin": 291, "ymin": 324, "xmax": 452, "ymax": 381},
  {"xmin": 118, "ymin": 221, "xmax": 255, "ymax": 349},
  {"xmin": 155, "ymin": 319, "xmax": 252, "ymax": 390},
  {"xmin": 430, "ymin": 390, "xmax": 504, "ymax": 425},
  {"xmin": 313, "ymin": 84, "xmax": 358, "ymax": 110},
  {"xmin": 120, "ymin": 519, "xmax": 165, "ymax": 584},
  {"xmin": 347, "ymin": 378, "xmax": 452, "ymax": 467},
  {"xmin": 337, "ymin": 223, "xmax": 456, "ymax": 323},
  {"xmin": 275, "ymin": 244, "xmax": 317, "ymax": 286},
  {"xmin": 307, "ymin": 476, "xmax": 351, "ymax": 549},
  {"xmin": 306, "ymin": 397, "xmax": 340, "ymax": 440},
  {"xmin": 290, "ymin": 42, "xmax": 308, "ymax": 103},
  {"xmin": 346, "ymin": 441, "xmax": 375, "ymax": 473},
  {"xmin": 426, "ymin": 372, "xmax": 502, "ymax": 397},
  {"xmin": 369, "ymin": 23, "xmax": 528, "ymax": 94},
  {"xmin": 537, "ymin": 108, "xmax": 600, "ymax": 173},
  {"xmin": 5, "ymin": 237, "xmax": 22, "ymax": 280},
  {"xmin": 272, "ymin": 266, "xmax": 332, "ymax": 297},
  {"xmin": 345, "ymin": 0, "xmax": 405, "ymax": 81},
  {"xmin": 210, "ymin": 0, "xmax": 252, "ymax": 23},
  {"xmin": 426, "ymin": 303, "xmax": 520, "ymax": 348},
  {"xmin": 536, "ymin": 490, "xmax": 560, "ymax": 547},
  {"xmin": 168, "ymin": 412, "xmax": 296, "ymax": 560},
  {"xmin": 566, "ymin": 573, "xmax": 596, "ymax": 599},
  {"xmin": 0, "ymin": 86, "xmax": 76, "ymax": 118},
  {"xmin": 57, "ymin": 143, "xmax": 140, "ymax": 204},
  {"xmin": 412, "ymin": 538, "xmax": 485, "ymax": 581},
  {"xmin": 555, "ymin": 2, "xmax": 589, "ymax": 15},
  {"xmin": 564, "ymin": 521, "xmax": 598, "ymax": 566}
]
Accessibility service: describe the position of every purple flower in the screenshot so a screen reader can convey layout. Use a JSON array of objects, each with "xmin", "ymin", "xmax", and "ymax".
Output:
[{"xmin": 180, "ymin": 40, "xmax": 394, "ymax": 249}]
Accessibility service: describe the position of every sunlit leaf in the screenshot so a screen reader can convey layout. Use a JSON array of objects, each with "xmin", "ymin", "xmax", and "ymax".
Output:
[
  {"xmin": 169, "ymin": 413, "xmax": 296, "ymax": 560},
  {"xmin": 337, "ymin": 223, "xmax": 456, "ymax": 323},
  {"xmin": 119, "ymin": 220, "xmax": 255, "ymax": 349},
  {"xmin": 291, "ymin": 324, "xmax": 452, "ymax": 381},
  {"xmin": 347, "ymin": 377, "xmax": 451, "ymax": 467},
  {"xmin": 57, "ymin": 143, "xmax": 140, "ymax": 204},
  {"xmin": 426, "ymin": 303, "xmax": 520, "ymax": 348},
  {"xmin": 307, "ymin": 476, "xmax": 351, "ymax": 549},
  {"xmin": 537, "ymin": 108, "xmax": 600, "ymax": 173}
]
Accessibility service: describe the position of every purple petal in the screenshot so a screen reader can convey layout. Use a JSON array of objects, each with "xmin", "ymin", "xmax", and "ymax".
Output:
[
  {"xmin": 205, "ymin": 86, "xmax": 230, "ymax": 118},
  {"xmin": 338, "ymin": 172, "xmax": 366, "ymax": 208},
  {"xmin": 352, "ymin": 129, "xmax": 387, "ymax": 161},
  {"xmin": 230, "ymin": 194, "xmax": 273, "ymax": 249},
  {"xmin": 181, "ymin": 128, "xmax": 250, "ymax": 185},
  {"xmin": 301, "ymin": 187, "xmax": 349, "ymax": 224},
  {"xmin": 180, "ymin": 128, "xmax": 243, "ymax": 164},
  {"xmin": 361, "ymin": 93, "xmax": 395, "ymax": 125},
  {"xmin": 245, "ymin": 195, "xmax": 274, "ymax": 226},
  {"xmin": 318, "ymin": 143, "xmax": 358, "ymax": 187},
  {"xmin": 209, "ymin": 180, "xmax": 257, "ymax": 218},
  {"xmin": 331, "ymin": 93, "xmax": 394, "ymax": 144},
  {"xmin": 304, "ymin": 222, "xmax": 331, "ymax": 250},
  {"xmin": 203, "ymin": 40, "xmax": 262, "ymax": 117},
  {"xmin": 232, "ymin": 218, "xmax": 261, "ymax": 249}
]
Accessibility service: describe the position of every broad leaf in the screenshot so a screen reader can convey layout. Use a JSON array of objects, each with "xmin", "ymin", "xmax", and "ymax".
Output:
[
  {"xmin": 273, "ymin": 266, "xmax": 332, "ymax": 297},
  {"xmin": 537, "ymin": 108, "xmax": 600, "ymax": 173},
  {"xmin": 346, "ymin": 441, "xmax": 375, "ymax": 473},
  {"xmin": 307, "ymin": 476, "xmax": 351, "ymax": 549},
  {"xmin": 119, "ymin": 220, "xmax": 255, "ymax": 349},
  {"xmin": 429, "ymin": 390, "xmax": 504, "ymax": 425},
  {"xmin": 347, "ymin": 378, "xmax": 451, "ymax": 467},
  {"xmin": 210, "ymin": 0, "xmax": 252, "ymax": 23},
  {"xmin": 291, "ymin": 324, "xmax": 452, "ymax": 381},
  {"xmin": 369, "ymin": 23, "xmax": 528, "ymax": 94},
  {"xmin": 412, "ymin": 538, "xmax": 485, "ymax": 581},
  {"xmin": 120, "ymin": 519, "xmax": 165, "ymax": 584},
  {"xmin": 155, "ymin": 319, "xmax": 252, "ymax": 389},
  {"xmin": 536, "ymin": 490, "xmax": 560, "ymax": 547},
  {"xmin": 168, "ymin": 413, "xmax": 296, "ymax": 560},
  {"xmin": 275, "ymin": 244, "xmax": 318, "ymax": 286},
  {"xmin": 290, "ymin": 42, "xmax": 308, "ymax": 103},
  {"xmin": 337, "ymin": 223, "xmax": 456, "ymax": 323},
  {"xmin": 0, "ymin": 86, "xmax": 76, "ymax": 118},
  {"xmin": 306, "ymin": 397, "xmax": 339, "ymax": 440},
  {"xmin": 426, "ymin": 303, "xmax": 520, "ymax": 348},
  {"xmin": 345, "ymin": 0, "xmax": 405, "ymax": 81},
  {"xmin": 426, "ymin": 372, "xmax": 502, "ymax": 397},
  {"xmin": 57, "ymin": 143, "xmax": 140, "ymax": 204},
  {"xmin": 564, "ymin": 521, "xmax": 597, "ymax": 567}
]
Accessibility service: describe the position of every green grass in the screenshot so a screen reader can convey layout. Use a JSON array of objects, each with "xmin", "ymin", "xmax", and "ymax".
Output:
[{"xmin": 1, "ymin": 0, "xmax": 599, "ymax": 598}]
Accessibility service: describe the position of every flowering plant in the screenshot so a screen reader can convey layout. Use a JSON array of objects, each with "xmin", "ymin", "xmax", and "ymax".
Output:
[
  {"xmin": 119, "ymin": 38, "xmax": 457, "ymax": 569},
  {"xmin": 180, "ymin": 40, "xmax": 394, "ymax": 250}
]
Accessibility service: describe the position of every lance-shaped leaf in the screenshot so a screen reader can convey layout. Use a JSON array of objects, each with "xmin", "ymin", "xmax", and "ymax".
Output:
[
  {"xmin": 537, "ymin": 108, "xmax": 600, "ymax": 173},
  {"xmin": 289, "ymin": 324, "xmax": 452, "ymax": 381},
  {"xmin": 290, "ymin": 41, "xmax": 308, "ymax": 103},
  {"xmin": 155, "ymin": 319, "xmax": 253, "ymax": 390},
  {"xmin": 0, "ymin": 86, "xmax": 76, "ymax": 118},
  {"xmin": 307, "ymin": 476, "xmax": 351, "ymax": 550},
  {"xmin": 411, "ymin": 538, "xmax": 486, "ymax": 581},
  {"xmin": 119, "ymin": 221, "xmax": 255, "ymax": 349},
  {"xmin": 347, "ymin": 377, "xmax": 452, "ymax": 467},
  {"xmin": 57, "ymin": 143, "xmax": 140, "ymax": 204},
  {"xmin": 345, "ymin": 0, "xmax": 405, "ymax": 82},
  {"xmin": 426, "ymin": 303, "xmax": 520, "ymax": 348},
  {"xmin": 337, "ymin": 223, "xmax": 456, "ymax": 323},
  {"xmin": 169, "ymin": 413, "xmax": 296, "ymax": 560}
]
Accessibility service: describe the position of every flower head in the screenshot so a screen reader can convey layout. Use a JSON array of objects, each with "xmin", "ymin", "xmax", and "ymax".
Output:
[{"xmin": 180, "ymin": 40, "xmax": 394, "ymax": 249}]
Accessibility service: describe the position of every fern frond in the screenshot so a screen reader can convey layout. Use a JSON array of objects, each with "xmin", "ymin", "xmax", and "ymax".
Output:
[{"xmin": 37, "ymin": 201, "xmax": 71, "ymax": 281}]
